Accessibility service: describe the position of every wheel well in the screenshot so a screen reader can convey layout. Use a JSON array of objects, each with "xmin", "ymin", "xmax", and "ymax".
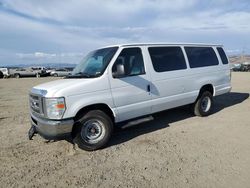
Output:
[
  {"xmin": 199, "ymin": 84, "xmax": 214, "ymax": 96},
  {"xmin": 74, "ymin": 103, "xmax": 115, "ymax": 123}
]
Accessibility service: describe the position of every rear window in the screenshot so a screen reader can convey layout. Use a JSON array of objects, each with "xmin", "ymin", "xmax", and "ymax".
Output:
[
  {"xmin": 185, "ymin": 47, "xmax": 219, "ymax": 68},
  {"xmin": 217, "ymin": 47, "xmax": 229, "ymax": 64},
  {"xmin": 148, "ymin": 47, "xmax": 187, "ymax": 72}
]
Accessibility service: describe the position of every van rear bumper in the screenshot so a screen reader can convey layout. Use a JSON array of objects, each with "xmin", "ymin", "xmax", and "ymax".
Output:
[{"xmin": 30, "ymin": 113, "xmax": 74, "ymax": 140}]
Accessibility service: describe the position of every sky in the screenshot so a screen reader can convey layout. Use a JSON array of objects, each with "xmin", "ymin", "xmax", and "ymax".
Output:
[{"xmin": 0, "ymin": 0, "xmax": 250, "ymax": 65}]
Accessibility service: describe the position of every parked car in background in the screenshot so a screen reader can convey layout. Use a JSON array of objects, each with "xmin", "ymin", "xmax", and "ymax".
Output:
[
  {"xmin": 231, "ymin": 64, "xmax": 242, "ymax": 72},
  {"xmin": 9, "ymin": 66, "xmax": 51, "ymax": 78},
  {"xmin": 0, "ymin": 68, "xmax": 10, "ymax": 78},
  {"xmin": 30, "ymin": 67, "xmax": 49, "ymax": 77},
  {"xmin": 10, "ymin": 67, "xmax": 40, "ymax": 78},
  {"xmin": 242, "ymin": 62, "xmax": 250, "ymax": 72},
  {"xmin": 230, "ymin": 63, "xmax": 250, "ymax": 72},
  {"xmin": 45, "ymin": 68, "xmax": 54, "ymax": 75},
  {"xmin": 50, "ymin": 68, "xmax": 71, "ymax": 77}
]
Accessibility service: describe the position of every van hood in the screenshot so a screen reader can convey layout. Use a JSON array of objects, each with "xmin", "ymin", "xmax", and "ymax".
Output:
[{"xmin": 31, "ymin": 77, "xmax": 109, "ymax": 97}]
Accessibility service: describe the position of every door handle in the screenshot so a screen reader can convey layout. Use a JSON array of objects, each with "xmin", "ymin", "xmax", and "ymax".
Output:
[{"xmin": 147, "ymin": 84, "xmax": 151, "ymax": 92}]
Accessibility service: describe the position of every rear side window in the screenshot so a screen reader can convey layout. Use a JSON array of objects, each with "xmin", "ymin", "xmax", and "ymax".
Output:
[
  {"xmin": 185, "ymin": 47, "xmax": 219, "ymax": 68},
  {"xmin": 217, "ymin": 47, "xmax": 229, "ymax": 64},
  {"xmin": 148, "ymin": 47, "xmax": 187, "ymax": 72}
]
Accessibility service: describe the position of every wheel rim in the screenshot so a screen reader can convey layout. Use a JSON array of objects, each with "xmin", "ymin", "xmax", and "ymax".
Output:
[
  {"xmin": 81, "ymin": 119, "xmax": 106, "ymax": 144},
  {"xmin": 201, "ymin": 96, "xmax": 211, "ymax": 112}
]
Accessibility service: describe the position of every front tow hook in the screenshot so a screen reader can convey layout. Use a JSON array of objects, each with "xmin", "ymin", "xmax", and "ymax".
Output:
[{"xmin": 28, "ymin": 125, "xmax": 37, "ymax": 140}]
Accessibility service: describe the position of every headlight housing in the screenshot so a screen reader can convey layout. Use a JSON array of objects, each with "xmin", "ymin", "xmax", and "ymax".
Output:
[{"xmin": 44, "ymin": 97, "xmax": 66, "ymax": 119}]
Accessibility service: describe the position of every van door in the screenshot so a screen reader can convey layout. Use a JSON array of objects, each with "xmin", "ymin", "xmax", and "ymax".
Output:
[
  {"xmin": 147, "ymin": 46, "xmax": 192, "ymax": 113},
  {"xmin": 109, "ymin": 47, "xmax": 152, "ymax": 122}
]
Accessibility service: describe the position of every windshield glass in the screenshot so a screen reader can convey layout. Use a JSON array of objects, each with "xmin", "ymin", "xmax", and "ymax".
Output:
[{"xmin": 69, "ymin": 47, "xmax": 118, "ymax": 78}]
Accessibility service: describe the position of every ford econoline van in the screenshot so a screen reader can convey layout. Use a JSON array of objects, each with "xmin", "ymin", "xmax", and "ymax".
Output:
[{"xmin": 28, "ymin": 43, "xmax": 231, "ymax": 150}]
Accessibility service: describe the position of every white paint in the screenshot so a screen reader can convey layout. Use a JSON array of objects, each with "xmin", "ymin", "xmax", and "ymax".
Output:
[{"xmin": 31, "ymin": 43, "xmax": 231, "ymax": 122}]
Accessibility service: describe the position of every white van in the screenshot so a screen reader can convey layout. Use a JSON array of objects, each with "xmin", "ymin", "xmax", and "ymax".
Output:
[{"xmin": 28, "ymin": 43, "xmax": 231, "ymax": 150}]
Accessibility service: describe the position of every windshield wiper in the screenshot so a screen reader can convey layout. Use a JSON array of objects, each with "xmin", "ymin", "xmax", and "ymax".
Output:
[
  {"xmin": 75, "ymin": 72, "xmax": 92, "ymax": 77},
  {"xmin": 66, "ymin": 72, "xmax": 94, "ymax": 78}
]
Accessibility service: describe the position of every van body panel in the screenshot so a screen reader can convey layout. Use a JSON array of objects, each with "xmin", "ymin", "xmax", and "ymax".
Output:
[{"xmin": 108, "ymin": 47, "xmax": 152, "ymax": 122}]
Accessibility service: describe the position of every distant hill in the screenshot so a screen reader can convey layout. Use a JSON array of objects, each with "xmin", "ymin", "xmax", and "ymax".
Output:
[
  {"xmin": 2, "ymin": 63, "xmax": 77, "ymax": 68},
  {"xmin": 229, "ymin": 55, "xmax": 250, "ymax": 64}
]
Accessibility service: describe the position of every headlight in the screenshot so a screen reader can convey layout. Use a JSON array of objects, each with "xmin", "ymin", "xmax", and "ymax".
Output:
[{"xmin": 44, "ymin": 97, "xmax": 66, "ymax": 119}]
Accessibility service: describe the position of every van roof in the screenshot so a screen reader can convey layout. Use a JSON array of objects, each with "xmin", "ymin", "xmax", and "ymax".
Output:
[{"xmin": 103, "ymin": 43, "xmax": 223, "ymax": 48}]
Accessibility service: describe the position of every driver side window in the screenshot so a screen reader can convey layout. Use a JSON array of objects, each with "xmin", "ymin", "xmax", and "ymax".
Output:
[{"xmin": 112, "ymin": 47, "xmax": 145, "ymax": 77}]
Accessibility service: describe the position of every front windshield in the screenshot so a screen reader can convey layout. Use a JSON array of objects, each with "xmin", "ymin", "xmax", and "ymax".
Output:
[{"xmin": 69, "ymin": 47, "xmax": 118, "ymax": 78}]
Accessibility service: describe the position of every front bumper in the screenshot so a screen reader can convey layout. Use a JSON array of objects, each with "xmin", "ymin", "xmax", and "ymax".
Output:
[{"xmin": 30, "ymin": 113, "xmax": 74, "ymax": 140}]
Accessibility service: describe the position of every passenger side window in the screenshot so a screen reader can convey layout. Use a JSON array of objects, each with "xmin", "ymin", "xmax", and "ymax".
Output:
[
  {"xmin": 112, "ymin": 48, "xmax": 145, "ymax": 77},
  {"xmin": 148, "ymin": 47, "xmax": 187, "ymax": 72},
  {"xmin": 217, "ymin": 47, "xmax": 229, "ymax": 64},
  {"xmin": 185, "ymin": 47, "xmax": 219, "ymax": 68}
]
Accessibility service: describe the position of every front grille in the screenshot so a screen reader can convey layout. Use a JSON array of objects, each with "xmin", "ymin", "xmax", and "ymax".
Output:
[{"xmin": 30, "ymin": 94, "xmax": 43, "ymax": 115}]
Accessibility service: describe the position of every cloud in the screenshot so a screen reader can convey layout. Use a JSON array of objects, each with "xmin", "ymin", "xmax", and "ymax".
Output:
[
  {"xmin": 0, "ymin": 0, "xmax": 250, "ymax": 65},
  {"xmin": 16, "ymin": 52, "xmax": 84, "ymax": 59},
  {"xmin": 16, "ymin": 52, "xmax": 56, "ymax": 59},
  {"xmin": 1, "ymin": 0, "xmax": 198, "ymax": 26},
  {"xmin": 11, "ymin": 52, "xmax": 84, "ymax": 65}
]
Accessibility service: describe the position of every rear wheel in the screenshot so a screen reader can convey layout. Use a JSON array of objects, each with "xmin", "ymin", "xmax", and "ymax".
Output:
[
  {"xmin": 53, "ymin": 73, "xmax": 58, "ymax": 77},
  {"xmin": 193, "ymin": 91, "xmax": 213, "ymax": 117},
  {"xmin": 73, "ymin": 110, "xmax": 113, "ymax": 151}
]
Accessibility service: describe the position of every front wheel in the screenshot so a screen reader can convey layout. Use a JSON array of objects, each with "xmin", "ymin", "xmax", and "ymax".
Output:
[
  {"xmin": 193, "ymin": 91, "xmax": 213, "ymax": 117},
  {"xmin": 73, "ymin": 110, "xmax": 113, "ymax": 151}
]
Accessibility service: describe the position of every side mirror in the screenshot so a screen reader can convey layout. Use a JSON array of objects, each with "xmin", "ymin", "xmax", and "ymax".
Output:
[{"xmin": 113, "ymin": 63, "xmax": 125, "ymax": 78}]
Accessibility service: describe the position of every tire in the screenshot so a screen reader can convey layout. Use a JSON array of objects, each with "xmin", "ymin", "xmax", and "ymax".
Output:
[
  {"xmin": 14, "ymin": 74, "xmax": 20, "ymax": 78},
  {"xmin": 0, "ymin": 71, "xmax": 3, "ymax": 79},
  {"xmin": 53, "ymin": 73, "xmax": 58, "ymax": 77},
  {"xmin": 73, "ymin": 110, "xmax": 113, "ymax": 151},
  {"xmin": 193, "ymin": 91, "xmax": 213, "ymax": 117}
]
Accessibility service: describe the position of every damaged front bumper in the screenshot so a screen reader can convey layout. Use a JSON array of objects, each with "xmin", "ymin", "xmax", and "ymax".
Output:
[{"xmin": 28, "ymin": 113, "xmax": 74, "ymax": 140}]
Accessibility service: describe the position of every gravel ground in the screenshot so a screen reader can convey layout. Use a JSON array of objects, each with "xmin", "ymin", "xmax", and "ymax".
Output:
[{"xmin": 0, "ymin": 72, "xmax": 249, "ymax": 188}]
